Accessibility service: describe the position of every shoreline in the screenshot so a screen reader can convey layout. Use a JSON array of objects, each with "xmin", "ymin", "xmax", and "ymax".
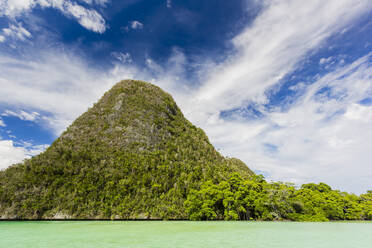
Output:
[{"xmin": 1, "ymin": 219, "xmax": 371, "ymax": 222}]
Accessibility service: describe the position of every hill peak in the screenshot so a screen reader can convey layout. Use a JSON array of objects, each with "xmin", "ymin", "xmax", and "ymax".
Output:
[{"xmin": 0, "ymin": 79, "xmax": 253, "ymax": 220}]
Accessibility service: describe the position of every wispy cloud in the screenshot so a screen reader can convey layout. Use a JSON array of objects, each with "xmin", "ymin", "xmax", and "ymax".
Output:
[
  {"xmin": 63, "ymin": 2, "xmax": 106, "ymax": 33},
  {"xmin": 202, "ymin": 55, "xmax": 372, "ymax": 194},
  {"xmin": 2, "ymin": 110, "xmax": 40, "ymax": 122},
  {"xmin": 2, "ymin": 22, "xmax": 32, "ymax": 41},
  {"xmin": 0, "ymin": 0, "xmax": 371, "ymax": 193},
  {"xmin": 111, "ymin": 52, "xmax": 132, "ymax": 63},
  {"xmin": 80, "ymin": 0, "xmax": 110, "ymax": 6},
  {"xmin": 181, "ymin": 0, "xmax": 372, "ymax": 193},
  {"xmin": 0, "ymin": 118, "xmax": 5, "ymax": 127},
  {"xmin": 0, "ymin": 0, "xmax": 106, "ymax": 33},
  {"xmin": 195, "ymin": 0, "xmax": 372, "ymax": 111},
  {"xmin": 0, "ymin": 51, "xmax": 137, "ymax": 135}
]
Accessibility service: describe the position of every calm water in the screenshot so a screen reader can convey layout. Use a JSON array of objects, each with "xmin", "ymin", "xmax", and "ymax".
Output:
[{"xmin": 0, "ymin": 221, "xmax": 371, "ymax": 248}]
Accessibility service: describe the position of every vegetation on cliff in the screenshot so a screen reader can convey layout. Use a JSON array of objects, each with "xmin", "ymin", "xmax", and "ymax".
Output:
[
  {"xmin": 0, "ymin": 80, "xmax": 370, "ymax": 221},
  {"xmin": 0, "ymin": 80, "xmax": 252, "ymax": 219}
]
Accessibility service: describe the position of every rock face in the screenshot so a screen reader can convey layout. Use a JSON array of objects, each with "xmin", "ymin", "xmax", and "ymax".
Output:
[{"xmin": 0, "ymin": 80, "xmax": 253, "ymax": 220}]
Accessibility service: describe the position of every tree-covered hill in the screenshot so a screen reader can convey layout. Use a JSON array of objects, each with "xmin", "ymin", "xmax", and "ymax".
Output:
[
  {"xmin": 0, "ymin": 80, "xmax": 370, "ymax": 221},
  {"xmin": 0, "ymin": 80, "xmax": 253, "ymax": 220}
]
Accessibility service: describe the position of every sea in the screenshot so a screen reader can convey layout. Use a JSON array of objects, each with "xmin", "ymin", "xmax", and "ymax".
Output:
[{"xmin": 0, "ymin": 221, "xmax": 371, "ymax": 247}]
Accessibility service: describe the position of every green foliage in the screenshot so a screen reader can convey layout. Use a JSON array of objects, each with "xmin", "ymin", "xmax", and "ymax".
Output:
[
  {"xmin": 0, "ymin": 80, "xmax": 369, "ymax": 221},
  {"xmin": 0, "ymin": 80, "xmax": 252, "ymax": 219},
  {"xmin": 185, "ymin": 175, "xmax": 372, "ymax": 221}
]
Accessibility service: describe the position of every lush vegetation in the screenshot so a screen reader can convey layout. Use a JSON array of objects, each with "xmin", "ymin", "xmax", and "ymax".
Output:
[
  {"xmin": 185, "ymin": 173, "xmax": 372, "ymax": 221},
  {"xmin": 0, "ymin": 80, "xmax": 252, "ymax": 220},
  {"xmin": 0, "ymin": 80, "xmax": 370, "ymax": 221}
]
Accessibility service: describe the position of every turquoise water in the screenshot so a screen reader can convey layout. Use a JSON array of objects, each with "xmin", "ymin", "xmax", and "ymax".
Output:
[{"xmin": 0, "ymin": 221, "xmax": 371, "ymax": 248}]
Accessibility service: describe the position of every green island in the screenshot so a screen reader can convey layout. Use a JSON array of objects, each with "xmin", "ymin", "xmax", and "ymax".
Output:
[{"xmin": 0, "ymin": 80, "xmax": 371, "ymax": 221}]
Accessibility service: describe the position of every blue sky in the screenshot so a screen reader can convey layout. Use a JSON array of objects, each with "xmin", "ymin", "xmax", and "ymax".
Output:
[{"xmin": 0, "ymin": 0, "xmax": 372, "ymax": 194}]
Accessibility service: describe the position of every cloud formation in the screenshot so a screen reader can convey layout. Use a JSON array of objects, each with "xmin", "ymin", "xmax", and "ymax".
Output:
[
  {"xmin": 111, "ymin": 52, "xmax": 132, "ymax": 64},
  {"xmin": 2, "ymin": 110, "xmax": 40, "ymax": 122},
  {"xmin": 0, "ymin": 0, "xmax": 371, "ymax": 193},
  {"xmin": 0, "ymin": 140, "xmax": 48, "ymax": 169},
  {"xmin": 196, "ymin": 0, "xmax": 372, "ymax": 110},
  {"xmin": 202, "ymin": 55, "xmax": 372, "ymax": 194},
  {"xmin": 1, "ymin": 22, "xmax": 32, "ymax": 41},
  {"xmin": 0, "ymin": 0, "xmax": 106, "ymax": 33},
  {"xmin": 184, "ymin": 0, "xmax": 372, "ymax": 193},
  {"xmin": 0, "ymin": 51, "xmax": 137, "ymax": 135},
  {"xmin": 130, "ymin": 21, "xmax": 143, "ymax": 30}
]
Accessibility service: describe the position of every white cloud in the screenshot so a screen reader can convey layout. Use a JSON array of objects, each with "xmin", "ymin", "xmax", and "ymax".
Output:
[
  {"xmin": 80, "ymin": 0, "xmax": 109, "ymax": 6},
  {"xmin": 201, "ymin": 55, "xmax": 372, "ymax": 194},
  {"xmin": 111, "ymin": 52, "xmax": 132, "ymax": 63},
  {"xmin": 195, "ymin": 0, "xmax": 372, "ymax": 112},
  {"xmin": 0, "ymin": 118, "xmax": 5, "ymax": 127},
  {"xmin": 121, "ymin": 21, "xmax": 144, "ymax": 32},
  {"xmin": 63, "ymin": 2, "xmax": 106, "ymax": 33},
  {"xmin": 2, "ymin": 110, "xmax": 40, "ymax": 121},
  {"xmin": 0, "ymin": 140, "xmax": 27, "ymax": 169},
  {"xmin": 2, "ymin": 22, "xmax": 32, "ymax": 41},
  {"xmin": 0, "ymin": 140, "xmax": 48, "ymax": 170},
  {"xmin": 0, "ymin": 0, "xmax": 371, "ymax": 194},
  {"xmin": 319, "ymin": 56, "xmax": 333, "ymax": 65},
  {"xmin": 0, "ymin": 0, "xmax": 106, "ymax": 33},
  {"xmin": 0, "ymin": 0, "xmax": 36, "ymax": 17},
  {"xmin": 0, "ymin": 45, "xmax": 191, "ymax": 135},
  {"xmin": 0, "ymin": 35, "xmax": 5, "ymax": 42},
  {"xmin": 0, "ymin": 51, "xmax": 134, "ymax": 134},
  {"xmin": 180, "ymin": 0, "xmax": 372, "ymax": 193},
  {"xmin": 130, "ymin": 21, "xmax": 143, "ymax": 30},
  {"xmin": 166, "ymin": 0, "xmax": 171, "ymax": 8}
]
